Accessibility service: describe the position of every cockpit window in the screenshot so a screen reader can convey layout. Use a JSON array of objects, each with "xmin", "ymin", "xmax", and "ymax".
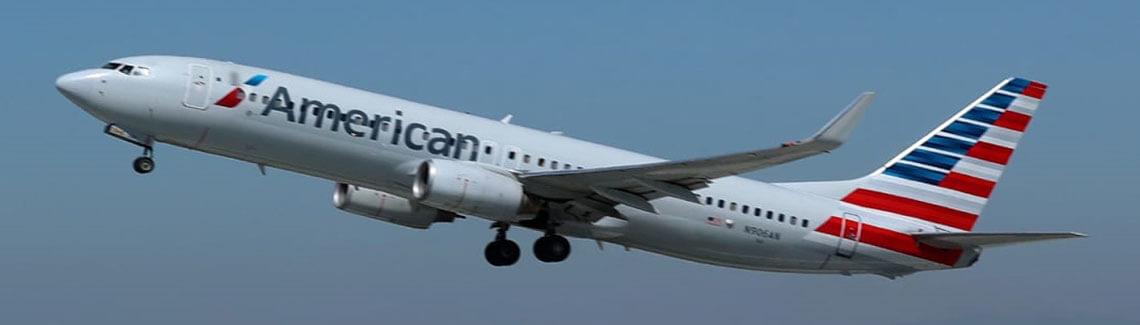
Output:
[
  {"xmin": 118, "ymin": 65, "xmax": 134, "ymax": 75},
  {"xmin": 101, "ymin": 62, "xmax": 122, "ymax": 70},
  {"xmin": 132, "ymin": 66, "xmax": 150, "ymax": 76}
]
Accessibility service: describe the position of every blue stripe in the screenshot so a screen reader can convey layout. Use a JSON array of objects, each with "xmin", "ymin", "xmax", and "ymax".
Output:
[
  {"xmin": 922, "ymin": 135, "xmax": 974, "ymax": 155},
  {"xmin": 961, "ymin": 107, "xmax": 1002, "ymax": 124},
  {"xmin": 1008, "ymin": 78, "xmax": 1031, "ymax": 87},
  {"xmin": 1001, "ymin": 78, "xmax": 1031, "ymax": 93},
  {"xmin": 943, "ymin": 121, "xmax": 988, "ymax": 139},
  {"xmin": 982, "ymin": 93, "xmax": 1015, "ymax": 108},
  {"xmin": 884, "ymin": 163, "xmax": 947, "ymax": 185},
  {"xmin": 245, "ymin": 74, "xmax": 268, "ymax": 86},
  {"xmin": 902, "ymin": 148, "xmax": 961, "ymax": 170}
]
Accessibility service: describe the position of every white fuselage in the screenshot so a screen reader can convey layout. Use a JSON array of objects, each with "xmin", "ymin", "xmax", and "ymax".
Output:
[{"xmin": 56, "ymin": 56, "xmax": 977, "ymax": 277}]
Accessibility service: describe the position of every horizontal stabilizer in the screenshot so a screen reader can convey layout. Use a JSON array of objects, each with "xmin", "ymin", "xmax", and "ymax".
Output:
[{"xmin": 913, "ymin": 232, "xmax": 1086, "ymax": 249}]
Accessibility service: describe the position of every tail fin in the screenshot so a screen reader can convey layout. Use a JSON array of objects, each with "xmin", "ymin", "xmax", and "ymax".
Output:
[{"xmin": 784, "ymin": 78, "xmax": 1047, "ymax": 231}]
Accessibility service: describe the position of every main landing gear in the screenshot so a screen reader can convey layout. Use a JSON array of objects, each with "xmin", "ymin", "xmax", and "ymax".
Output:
[
  {"xmin": 485, "ymin": 222, "xmax": 521, "ymax": 267},
  {"xmin": 483, "ymin": 220, "xmax": 572, "ymax": 267}
]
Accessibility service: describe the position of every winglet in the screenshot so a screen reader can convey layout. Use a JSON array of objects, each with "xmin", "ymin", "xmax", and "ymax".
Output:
[{"xmin": 803, "ymin": 92, "xmax": 876, "ymax": 149}]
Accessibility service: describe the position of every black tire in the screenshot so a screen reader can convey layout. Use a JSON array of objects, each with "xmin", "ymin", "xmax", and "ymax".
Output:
[
  {"xmin": 132, "ymin": 156, "xmax": 155, "ymax": 174},
  {"xmin": 484, "ymin": 239, "xmax": 520, "ymax": 267},
  {"xmin": 533, "ymin": 235, "xmax": 571, "ymax": 263}
]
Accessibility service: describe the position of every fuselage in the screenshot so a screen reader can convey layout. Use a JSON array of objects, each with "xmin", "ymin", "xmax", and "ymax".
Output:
[{"xmin": 56, "ymin": 55, "xmax": 978, "ymax": 277}]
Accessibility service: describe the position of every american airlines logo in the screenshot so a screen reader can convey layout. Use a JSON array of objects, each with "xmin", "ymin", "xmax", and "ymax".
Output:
[
  {"xmin": 259, "ymin": 86, "xmax": 483, "ymax": 161},
  {"xmin": 214, "ymin": 74, "xmax": 269, "ymax": 108}
]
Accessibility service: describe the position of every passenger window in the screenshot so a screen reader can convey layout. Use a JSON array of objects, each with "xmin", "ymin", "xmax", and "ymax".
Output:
[
  {"xmin": 538, "ymin": 158, "xmax": 545, "ymax": 167},
  {"xmin": 508, "ymin": 151, "xmax": 517, "ymax": 160},
  {"xmin": 705, "ymin": 197, "xmax": 713, "ymax": 205},
  {"xmin": 382, "ymin": 122, "xmax": 390, "ymax": 131},
  {"xmin": 754, "ymin": 208, "xmax": 761, "ymax": 217},
  {"xmin": 484, "ymin": 146, "xmax": 493, "ymax": 155},
  {"xmin": 802, "ymin": 219, "xmax": 810, "ymax": 228},
  {"xmin": 717, "ymin": 200, "xmax": 725, "ymax": 208},
  {"xmin": 778, "ymin": 214, "xmax": 785, "ymax": 222},
  {"xmin": 249, "ymin": 92, "xmax": 257, "ymax": 101},
  {"xmin": 766, "ymin": 211, "xmax": 773, "ymax": 219},
  {"xmin": 742, "ymin": 205, "xmax": 750, "ymax": 214},
  {"xmin": 729, "ymin": 202, "xmax": 737, "ymax": 211},
  {"xmin": 523, "ymin": 155, "xmax": 531, "ymax": 164},
  {"xmin": 790, "ymin": 216, "xmax": 797, "ymax": 225},
  {"xmin": 564, "ymin": 163, "xmax": 571, "ymax": 169},
  {"xmin": 550, "ymin": 161, "xmax": 558, "ymax": 170},
  {"xmin": 261, "ymin": 96, "xmax": 269, "ymax": 104}
]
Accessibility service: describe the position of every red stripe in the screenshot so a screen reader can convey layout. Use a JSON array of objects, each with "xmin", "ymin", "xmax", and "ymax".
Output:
[
  {"xmin": 815, "ymin": 217, "xmax": 964, "ymax": 266},
  {"xmin": 214, "ymin": 88, "xmax": 244, "ymax": 108},
  {"xmin": 938, "ymin": 172, "xmax": 997, "ymax": 198},
  {"xmin": 993, "ymin": 110, "xmax": 1032, "ymax": 132},
  {"xmin": 842, "ymin": 189, "xmax": 978, "ymax": 230},
  {"xmin": 966, "ymin": 141, "xmax": 1014, "ymax": 165},
  {"xmin": 1022, "ymin": 81, "xmax": 1047, "ymax": 99}
]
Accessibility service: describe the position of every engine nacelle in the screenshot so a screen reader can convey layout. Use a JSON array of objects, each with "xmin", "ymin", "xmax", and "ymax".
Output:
[
  {"xmin": 332, "ymin": 183, "xmax": 459, "ymax": 229},
  {"xmin": 412, "ymin": 159, "xmax": 535, "ymax": 222}
]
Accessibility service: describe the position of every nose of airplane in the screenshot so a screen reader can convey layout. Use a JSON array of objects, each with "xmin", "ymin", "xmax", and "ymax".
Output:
[{"xmin": 55, "ymin": 71, "xmax": 91, "ymax": 99}]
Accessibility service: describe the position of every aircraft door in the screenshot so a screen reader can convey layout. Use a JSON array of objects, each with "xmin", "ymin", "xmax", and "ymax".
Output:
[
  {"xmin": 836, "ymin": 212, "xmax": 862, "ymax": 258},
  {"xmin": 183, "ymin": 64, "xmax": 211, "ymax": 110}
]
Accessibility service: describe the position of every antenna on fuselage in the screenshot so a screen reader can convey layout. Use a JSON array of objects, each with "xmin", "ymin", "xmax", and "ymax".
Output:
[{"xmin": 500, "ymin": 114, "xmax": 513, "ymax": 124}]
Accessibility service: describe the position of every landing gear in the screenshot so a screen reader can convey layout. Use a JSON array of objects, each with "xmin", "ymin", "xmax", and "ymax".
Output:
[
  {"xmin": 484, "ymin": 222, "xmax": 520, "ymax": 267},
  {"xmin": 132, "ymin": 147, "xmax": 155, "ymax": 174},
  {"xmin": 533, "ymin": 234, "xmax": 571, "ymax": 263},
  {"xmin": 104, "ymin": 124, "xmax": 156, "ymax": 175}
]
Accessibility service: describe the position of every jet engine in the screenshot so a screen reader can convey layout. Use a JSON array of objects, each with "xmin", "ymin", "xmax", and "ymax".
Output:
[
  {"xmin": 332, "ymin": 183, "xmax": 459, "ymax": 229},
  {"xmin": 412, "ymin": 159, "xmax": 537, "ymax": 222}
]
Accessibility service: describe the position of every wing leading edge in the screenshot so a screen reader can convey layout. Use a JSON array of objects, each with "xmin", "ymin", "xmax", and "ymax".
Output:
[{"xmin": 518, "ymin": 92, "xmax": 875, "ymax": 213}]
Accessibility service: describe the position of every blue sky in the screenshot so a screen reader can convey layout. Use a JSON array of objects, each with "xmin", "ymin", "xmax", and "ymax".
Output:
[{"xmin": 2, "ymin": 1, "xmax": 1137, "ymax": 324}]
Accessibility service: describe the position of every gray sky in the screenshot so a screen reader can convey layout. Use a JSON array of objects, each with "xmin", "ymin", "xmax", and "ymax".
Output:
[{"xmin": 2, "ymin": 1, "xmax": 1136, "ymax": 324}]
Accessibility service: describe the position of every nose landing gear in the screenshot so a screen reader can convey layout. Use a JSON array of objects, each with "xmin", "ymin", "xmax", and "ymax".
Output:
[
  {"xmin": 132, "ymin": 148, "xmax": 155, "ymax": 174},
  {"xmin": 104, "ymin": 124, "xmax": 156, "ymax": 175}
]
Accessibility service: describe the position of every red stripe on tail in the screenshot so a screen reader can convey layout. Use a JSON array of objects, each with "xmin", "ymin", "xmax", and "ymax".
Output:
[
  {"xmin": 993, "ymin": 110, "xmax": 1032, "ymax": 132},
  {"xmin": 938, "ymin": 172, "xmax": 997, "ymax": 198},
  {"xmin": 842, "ymin": 189, "xmax": 978, "ymax": 230},
  {"xmin": 1022, "ymin": 81, "xmax": 1047, "ymax": 99},
  {"xmin": 966, "ymin": 141, "xmax": 1014, "ymax": 165}
]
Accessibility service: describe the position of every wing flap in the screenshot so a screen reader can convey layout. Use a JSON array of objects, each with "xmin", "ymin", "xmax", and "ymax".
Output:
[{"xmin": 913, "ymin": 232, "xmax": 1087, "ymax": 249}]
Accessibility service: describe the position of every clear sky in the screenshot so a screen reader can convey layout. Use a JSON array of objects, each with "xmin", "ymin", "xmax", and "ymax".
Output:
[{"xmin": 2, "ymin": 1, "xmax": 1137, "ymax": 324}]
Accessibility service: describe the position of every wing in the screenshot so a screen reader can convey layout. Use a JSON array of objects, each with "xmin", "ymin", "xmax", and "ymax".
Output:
[
  {"xmin": 519, "ymin": 92, "xmax": 875, "ymax": 215},
  {"xmin": 913, "ymin": 232, "xmax": 1087, "ymax": 249}
]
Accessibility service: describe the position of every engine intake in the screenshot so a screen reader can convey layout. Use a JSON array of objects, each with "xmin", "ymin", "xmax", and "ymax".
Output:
[
  {"xmin": 412, "ymin": 159, "xmax": 535, "ymax": 221},
  {"xmin": 333, "ymin": 183, "xmax": 458, "ymax": 229}
]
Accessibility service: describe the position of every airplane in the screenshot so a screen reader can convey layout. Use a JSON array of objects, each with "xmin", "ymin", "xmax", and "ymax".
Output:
[{"xmin": 55, "ymin": 56, "xmax": 1084, "ymax": 278}]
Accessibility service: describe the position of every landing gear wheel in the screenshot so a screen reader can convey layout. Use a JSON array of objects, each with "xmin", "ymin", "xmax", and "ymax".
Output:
[
  {"xmin": 132, "ymin": 156, "xmax": 155, "ymax": 174},
  {"xmin": 484, "ymin": 240, "xmax": 521, "ymax": 267},
  {"xmin": 533, "ymin": 235, "xmax": 571, "ymax": 263}
]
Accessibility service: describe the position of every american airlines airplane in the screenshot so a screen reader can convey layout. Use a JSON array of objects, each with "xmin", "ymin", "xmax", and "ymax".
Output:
[{"xmin": 56, "ymin": 56, "xmax": 1083, "ymax": 278}]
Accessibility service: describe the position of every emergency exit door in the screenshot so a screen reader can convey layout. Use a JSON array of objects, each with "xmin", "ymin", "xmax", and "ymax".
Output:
[
  {"xmin": 836, "ymin": 212, "xmax": 862, "ymax": 258},
  {"xmin": 183, "ymin": 64, "xmax": 211, "ymax": 110}
]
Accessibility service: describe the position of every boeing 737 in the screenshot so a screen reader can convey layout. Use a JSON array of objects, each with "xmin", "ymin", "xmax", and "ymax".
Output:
[{"xmin": 55, "ymin": 56, "xmax": 1084, "ymax": 278}]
